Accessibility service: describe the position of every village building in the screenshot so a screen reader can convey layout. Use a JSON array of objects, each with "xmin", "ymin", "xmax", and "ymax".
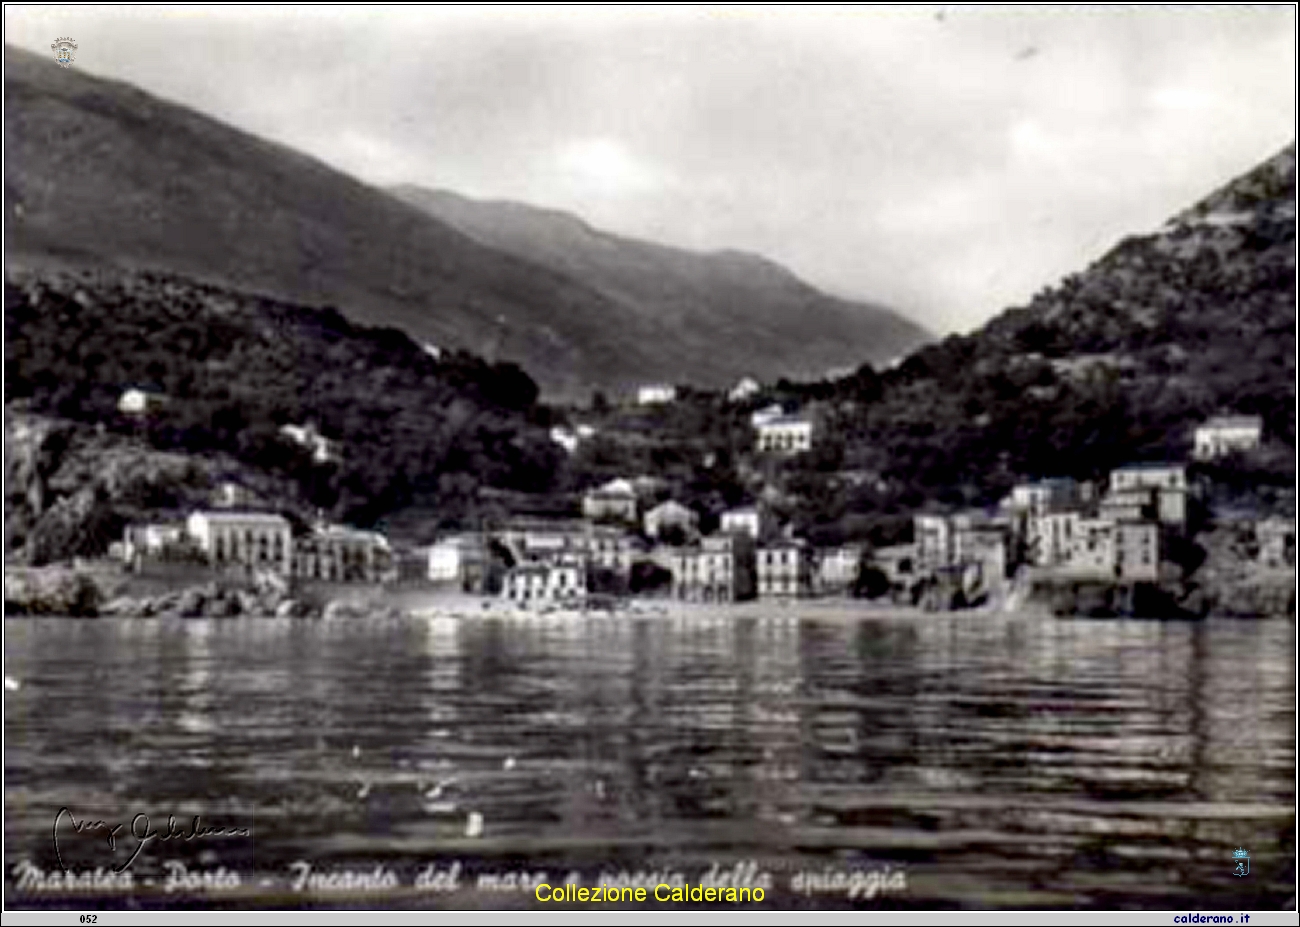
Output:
[
  {"xmin": 279, "ymin": 423, "xmax": 338, "ymax": 464},
  {"xmin": 1114, "ymin": 521, "xmax": 1160, "ymax": 581},
  {"xmin": 671, "ymin": 534, "xmax": 756, "ymax": 603},
  {"xmin": 186, "ymin": 511, "xmax": 293, "ymax": 575},
  {"xmin": 952, "ymin": 513, "xmax": 1011, "ymax": 591},
  {"xmin": 501, "ymin": 561, "xmax": 587, "ymax": 605},
  {"xmin": 728, "ymin": 377, "xmax": 761, "ymax": 402},
  {"xmin": 750, "ymin": 404, "xmax": 786, "ymax": 428},
  {"xmin": 117, "ymin": 387, "xmax": 165, "ymax": 416},
  {"xmin": 1029, "ymin": 511, "xmax": 1081, "ymax": 567},
  {"xmin": 1194, "ymin": 415, "xmax": 1263, "ymax": 460},
  {"xmin": 755, "ymin": 415, "xmax": 814, "ymax": 454},
  {"xmin": 586, "ymin": 527, "xmax": 646, "ymax": 576},
  {"xmin": 426, "ymin": 534, "xmax": 491, "ymax": 590},
  {"xmin": 1256, "ymin": 517, "xmax": 1296, "ymax": 569},
  {"xmin": 637, "ymin": 384, "xmax": 677, "ymax": 405},
  {"xmin": 1066, "ymin": 518, "xmax": 1118, "ymax": 578},
  {"xmin": 817, "ymin": 544, "xmax": 865, "ymax": 595},
  {"xmin": 1109, "ymin": 463, "xmax": 1188, "ymax": 527},
  {"xmin": 293, "ymin": 524, "xmax": 392, "ymax": 583},
  {"xmin": 581, "ymin": 478, "xmax": 640, "ymax": 524},
  {"xmin": 643, "ymin": 500, "xmax": 699, "ymax": 541},
  {"xmin": 872, "ymin": 544, "xmax": 917, "ymax": 588},
  {"xmin": 495, "ymin": 518, "xmax": 589, "ymax": 564},
  {"xmin": 756, "ymin": 540, "xmax": 816, "ymax": 598},
  {"xmin": 720, "ymin": 505, "xmax": 774, "ymax": 541},
  {"xmin": 914, "ymin": 513, "xmax": 953, "ymax": 570},
  {"xmin": 1006, "ymin": 478, "xmax": 1083, "ymax": 516},
  {"xmin": 121, "ymin": 522, "xmax": 188, "ymax": 567}
]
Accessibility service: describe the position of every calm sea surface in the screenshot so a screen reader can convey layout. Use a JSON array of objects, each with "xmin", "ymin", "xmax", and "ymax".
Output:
[{"xmin": 4, "ymin": 610, "xmax": 1295, "ymax": 910}]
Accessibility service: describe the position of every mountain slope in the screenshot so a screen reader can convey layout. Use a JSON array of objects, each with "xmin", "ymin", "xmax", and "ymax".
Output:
[
  {"xmin": 391, "ymin": 185, "xmax": 931, "ymax": 388},
  {"xmin": 4, "ymin": 46, "xmax": 928, "ymax": 397},
  {"xmin": 819, "ymin": 141, "xmax": 1296, "ymax": 507}
]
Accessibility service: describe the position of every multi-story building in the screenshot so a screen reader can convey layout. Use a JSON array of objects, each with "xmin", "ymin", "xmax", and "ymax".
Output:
[
  {"xmin": 671, "ymin": 533, "xmax": 756, "ymax": 603},
  {"xmin": 1007, "ymin": 478, "xmax": 1082, "ymax": 516},
  {"xmin": 186, "ymin": 511, "xmax": 293, "ymax": 575},
  {"xmin": 817, "ymin": 544, "xmax": 865, "ymax": 595},
  {"xmin": 1194, "ymin": 415, "xmax": 1263, "ymax": 460},
  {"xmin": 1066, "ymin": 518, "xmax": 1118, "ymax": 578},
  {"xmin": 757, "ymin": 540, "xmax": 816, "ymax": 598},
  {"xmin": 1114, "ymin": 521, "xmax": 1160, "ymax": 581},
  {"xmin": 426, "ymin": 534, "xmax": 491, "ymax": 590},
  {"xmin": 643, "ymin": 500, "xmax": 699, "ymax": 541},
  {"xmin": 914, "ymin": 513, "xmax": 953, "ymax": 571},
  {"xmin": 293, "ymin": 524, "xmax": 392, "ymax": 583},
  {"xmin": 581, "ymin": 478, "xmax": 640, "ymax": 523},
  {"xmin": 1029, "ymin": 511, "xmax": 1081, "ymax": 566},
  {"xmin": 121, "ymin": 522, "xmax": 188, "ymax": 566},
  {"xmin": 755, "ymin": 415, "xmax": 814, "ymax": 455},
  {"xmin": 496, "ymin": 519, "xmax": 589, "ymax": 564},
  {"xmin": 501, "ymin": 561, "xmax": 587, "ymax": 605},
  {"xmin": 1256, "ymin": 517, "xmax": 1296, "ymax": 569},
  {"xmin": 952, "ymin": 514, "xmax": 1010, "ymax": 590},
  {"xmin": 1109, "ymin": 464, "xmax": 1188, "ymax": 527},
  {"xmin": 586, "ymin": 527, "xmax": 646, "ymax": 576}
]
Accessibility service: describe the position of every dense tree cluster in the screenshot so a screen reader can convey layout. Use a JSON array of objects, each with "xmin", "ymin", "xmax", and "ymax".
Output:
[{"xmin": 5, "ymin": 270, "xmax": 563, "ymax": 529}]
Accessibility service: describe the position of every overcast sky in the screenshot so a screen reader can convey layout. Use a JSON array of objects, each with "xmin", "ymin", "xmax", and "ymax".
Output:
[{"xmin": 6, "ymin": 6, "xmax": 1295, "ymax": 333}]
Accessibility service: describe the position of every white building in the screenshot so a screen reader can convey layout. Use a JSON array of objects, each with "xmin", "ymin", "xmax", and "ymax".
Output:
[
  {"xmin": 817, "ymin": 544, "xmax": 864, "ymax": 594},
  {"xmin": 637, "ymin": 384, "xmax": 677, "ymax": 405},
  {"xmin": 1193, "ymin": 415, "xmax": 1263, "ymax": 460},
  {"xmin": 1029, "ymin": 511, "xmax": 1081, "ymax": 566},
  {"xmin": 1067, "ymin": 518, "xmax": 1118, "ymax": 578},
  {"xmin": 755, "ymin": 415, "xmax": 813, "ymax": 454},
  {"xmin": 1110, "ymin": 464, "xmax": 1187, "ymax": 527},
  {"xmin": 186, "ymin": 511, "xmax": 293, "ymax": 575},
  {"xmin": 293, "ymin": 524, "xmax": 392, "ymax": 583},
  {"xmin": 720, "ymin": 505, "xmax": 772, "ymax": 541},
  {"xmin": 581, "ymin": 478, "xmax": 639, "ymax": 523},
  {"xmin": 117, "ymin": 388, "xmax": 162, "ymax": 415},
  {"xmin": 749, "ymin": 404, "xmax": 785, "ymax": 428},
  {"xmin": 1115, "ymin": 521, "xmax": 1160, "ymax": 581},
  {"xmin": 728, "ymin": 377, "xmax": 761, "ymax": 402},
  {"xmin": 643, "ymin": 500, "xmax": 699, "ymax": 541},
  {"xmin": 757, "ymin": 541, "xmax": 816, "ymax": 598},
  {"xmin": 427, "ymin": 534, "xmax": 490, "ymax": 589},
  {"xmin": 121, "ymin": 522, "xmax": 187, "ymax": 564},
  {"xmin": 586, "ymin": 527, "xmax": 645, "ymax": 576},
  {"xmin": 914, "ymin": 514, "xmax": 952, "ymax": 570},
  {"xmin": 280, "ymin": 423, "xmax": 338, "ymax": 464},
  {"xmin": 501, "ymin": 562, "xmax": 587, "ymax": 605}
]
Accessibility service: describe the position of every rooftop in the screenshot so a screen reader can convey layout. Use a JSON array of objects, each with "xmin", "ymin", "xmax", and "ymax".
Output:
[
  {"xmin": 1200, "ymin": 415, "xmax": 1264, "ymax": 429},
  {"xmin": 190, "ymin": 511, "xmax": 289, "ymax": 525}
]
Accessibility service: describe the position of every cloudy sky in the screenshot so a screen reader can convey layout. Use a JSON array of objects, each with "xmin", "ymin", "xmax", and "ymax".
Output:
[{"xmin": 6, "ymin": 6, "xmax": 1295, "ymax": 333}]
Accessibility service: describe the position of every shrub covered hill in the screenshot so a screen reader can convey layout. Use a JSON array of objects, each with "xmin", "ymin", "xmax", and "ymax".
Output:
[
  {"xmin": 4, "ymin": 268, "xmax": 564, "ymax": 551},
  {"xmin": 565, "ymin": 143, "xmax": 1296, "ymax": 545}
]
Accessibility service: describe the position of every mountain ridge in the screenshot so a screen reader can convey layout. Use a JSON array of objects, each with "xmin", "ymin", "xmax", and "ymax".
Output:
[{"xmin": 5, "ymin": 45, "xmax": 928, "ymax": 398}]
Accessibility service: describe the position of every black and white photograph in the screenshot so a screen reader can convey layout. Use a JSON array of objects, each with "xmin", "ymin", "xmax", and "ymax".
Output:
[{"xmin": 2, "ymin": 4, "xmax": 1296, "ymax": 918}]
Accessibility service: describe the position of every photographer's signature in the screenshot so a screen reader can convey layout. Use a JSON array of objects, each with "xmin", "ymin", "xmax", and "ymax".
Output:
[{"xmin": 53, "ymin": 806, "xmax": 250, "ymax": 872}]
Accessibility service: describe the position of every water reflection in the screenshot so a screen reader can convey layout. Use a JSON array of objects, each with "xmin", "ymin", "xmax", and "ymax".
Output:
[{"xmin": 4, "ymin": 611, "xmax": 1294, "ymax": 908}]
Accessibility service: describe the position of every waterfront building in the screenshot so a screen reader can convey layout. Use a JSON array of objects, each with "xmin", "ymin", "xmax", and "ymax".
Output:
[
  {"xmin": 1194, "ymin": 415, "xmax": 1263, "ymax": 460},
  {"xmin": 426, "ymin": 534, "xmax": 490, "ymax": 590},
  {"xmin": 757, "ymin": 540, "xmax": 816, "ymax": 598},
  {"xmin": 1066, "ymin": 518, "xmax": 1118, "ymax": 578},
  {"xmin": 581, "ymin": 478, "xmax": 639, "ymax": 523},
  {"xmin": 586, "ymin": 527, "xmax": 645, "ymax": 576},
  {"xmin": 1256, "ymin": 517, "xmax": 1296, "ymax": 569},
  {"xmin": 952, "ymin": 514, "xmax": 1010, "ymax": 590},
  {"xmin": 495, "ymin": 518, "xmax": 590, "ymax": 564},
  {"xmin": 914, "ymin": 513, "xmax": 953, "ymax": 570},
  {"xmin": 872, "ymin": 544, "xmax": 917, "ymax": 587},
  {"xmin": 643, "ymin": 500, "xmax": 699, "ymax": 541},
  {"xmin": 501, "ymin": 561, "xmax": 587, "ymax": 605},
  {"xmin": 671, "ymin": 533, "xmax": 756, "ymax": 603},
  {"xmin": 755, "ymin": 415, "xmax": 813, "ymax": 454},
  {"xmin": 1115, "ymin": 521, "xmax": 1160, "ymax": 581},
  {"xmin": 186, "ymin": 511, "xmax": 293, "ymax": 575},
  {"xmin": 1007, "ymin": 478, "xmax": 1082, "ymax": 516},
  {"xmin": 817, "ymin": 544, "xmax": 865, "ymax": 595},
  {"xmin": 121, "ymin": 522, "xmax": 188, "ymax": 565},
  {"xmin": 293, "ymin": 523, "xmax": 392, "ymax": 583},
  {"xmin": 1028, "ymin": 511, "xmax": 1081, "ymax": 567}
]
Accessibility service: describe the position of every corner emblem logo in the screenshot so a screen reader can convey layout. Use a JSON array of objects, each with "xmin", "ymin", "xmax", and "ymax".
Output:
[
  {"xmin": 51, "ymin": 37, "xmax": 78, "ymax": 68},
  {"xmin": 1232, "ymin": 847, "xmax": 1250, "ymax": 877}
]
